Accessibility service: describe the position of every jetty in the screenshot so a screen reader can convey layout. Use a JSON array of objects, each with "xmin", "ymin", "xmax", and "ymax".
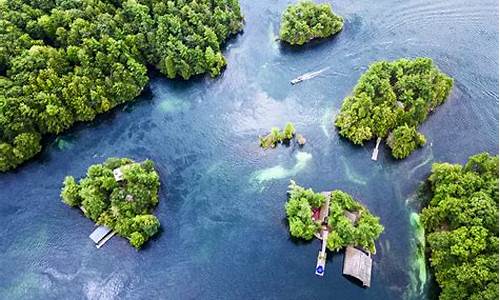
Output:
[
  {"xmin": 371, "ymin": 137, "xmax": 382, "ymax": 161},
  {"xmin": 290, "ymin": 67, "xmax": 329, "ymax": 85},
  {"xmin": 314, "ymin": 192, "xmax": 331, "ymax": 276}
]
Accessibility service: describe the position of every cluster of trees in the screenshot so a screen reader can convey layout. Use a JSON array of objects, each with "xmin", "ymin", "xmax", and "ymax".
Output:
[
  {"xmin": 335, "ymin": 58, "xmax": 453, "ymax": 159},
  {"xmin": 420, "ymin": 153, "xmax": 498, "ymax": 300},
  {"xmin": 259, "ymin": 122, "xmax": 296, "ymax": 149},
  {"xmin": 61, "ymin": 157, "xmax": 161, "ymax": 250},
  {"xmin": 285, "ymin": 180, "xmax": 384, "ymax": 253},
  {"xmin": 0, "ymin": 0, "xmax": 244, "ymax": 171},
  {"xmin": 279, "ymin": 0, "xmax": 344, "ymax": 45}
]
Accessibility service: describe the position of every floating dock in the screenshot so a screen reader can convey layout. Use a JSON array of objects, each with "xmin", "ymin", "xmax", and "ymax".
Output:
[{"xmin": 89, "ymin": 225, "xmax": 115, "ymax": 249}]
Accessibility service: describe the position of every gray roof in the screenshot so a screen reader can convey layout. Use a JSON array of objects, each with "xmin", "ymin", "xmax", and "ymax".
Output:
[
  {"xmin": 343, "ymin": 246, "xmax": 372, "ymax": 287},
  {"xmin": 89, "ymin": 225, "xmax": 112, "ymax": 244}
]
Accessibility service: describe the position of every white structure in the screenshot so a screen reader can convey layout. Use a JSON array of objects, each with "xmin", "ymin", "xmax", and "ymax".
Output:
[
  {"xmin": 371, "ymin": 137, "xmax": 382, "ymax": 161},
  {"xmin": 290, "ymin": 67, "xmax": 329, "ymax": 85},
  {"xmin": 113, "ymin": 167, "xmax": 124, "ymax": 181},
  {"xmin": 89, "ymin": 225, "xmax": 115, "ymax": 249},
  {"xmin": 315, "ymin": 227, "xmax": 329, "ymax": 276}
]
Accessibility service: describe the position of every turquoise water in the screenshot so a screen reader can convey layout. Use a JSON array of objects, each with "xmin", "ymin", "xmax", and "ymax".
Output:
[{"xmin": 0, "ymin": 0, "xmax": 498, "ymax": 299}]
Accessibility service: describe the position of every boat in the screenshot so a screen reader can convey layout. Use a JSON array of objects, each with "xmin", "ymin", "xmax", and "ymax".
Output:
[{"xmin": 290, "ymin": 67, "xmax": 329, "ymax": 85}]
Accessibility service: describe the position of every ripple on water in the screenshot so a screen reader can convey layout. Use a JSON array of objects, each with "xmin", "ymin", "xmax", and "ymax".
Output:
[{"xmin": 379, "ymin": 0, "xmax": 498, "ymax": 32}]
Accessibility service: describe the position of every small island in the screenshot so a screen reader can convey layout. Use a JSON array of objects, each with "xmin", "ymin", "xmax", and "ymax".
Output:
[
  {"xmin": 420, "ymin": 153, "xmax": 498, "ymax": 299},
  {"xmin": 285, "ymin": 180, "xmax": 384, "ymax": 284},
  {"xmin": 61, "ymin": 158, "xmax": 161, "ymax": 250},
  {"xmin": 259, "ymin": 122, "xmax": 305, "ymax": 149},
  {"xmin": 279, "ymin": 1, "xmax": 344, "ymax": 45},
  {"xmin": 335, "ymin": 58, "xmax": 454, "ymax": 159}
]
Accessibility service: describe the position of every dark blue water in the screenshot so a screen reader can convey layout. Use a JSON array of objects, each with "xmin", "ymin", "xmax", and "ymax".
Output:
[{"xmin": 0, "ymin": 0, "xmax": 498, "ymax": 299}]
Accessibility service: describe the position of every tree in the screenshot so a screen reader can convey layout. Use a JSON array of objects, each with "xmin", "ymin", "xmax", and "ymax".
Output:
[
  {"xmin": 60, "ymin": 158, "xmax": 162, "ymax": 249},
  {"xmin": 335, "ymin": 58, "xmax": 453, "ymax": 159},
  {"xmin": 420, "ymin": 153, "xmax": 499, "ymax": 300},
  {"xmin": 61, "ymin": 176, "xmax": 81, "ymax": 207},
  {"xmin": 0, "ymin": 0, "xmax": 245, "ymax": 171},
  {"xmin": 387, "ymin": 124, "xmax": 426, "ymax": 159},
  {"xmin": 280, "ymin": 1, "xmax": 344, "ymax": 45},
  {"xmin": 285, "ymin": 181, "xmax": 384, "ymax": 253}
]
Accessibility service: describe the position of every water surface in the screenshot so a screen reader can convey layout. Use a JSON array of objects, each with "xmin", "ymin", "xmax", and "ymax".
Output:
[{"xmin": 0, "ymin": 0, "xmax": 498, "ymax": 299}]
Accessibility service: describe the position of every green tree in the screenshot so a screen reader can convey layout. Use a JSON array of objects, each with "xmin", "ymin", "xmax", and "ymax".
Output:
[
  {"xmin": 335, "ymin": 58, "xmax": 453, "ymax": 159},
  {"xmin": 280, "ymin": 1, "xmax": 343, "ymax": 45}
]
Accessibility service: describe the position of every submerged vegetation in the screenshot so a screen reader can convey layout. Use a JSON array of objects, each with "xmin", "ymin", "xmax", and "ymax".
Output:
[
  {"xmin": 279, "ymin": 0, "xmax": 343, "ymax": 45},
  {"xmin": 61, "ymin": 158, "xmax": 161, "ymax": 250},
  {"xmin": 285, "ymin": 180, "xmax": 384, "ymax": 253},
  {"xmin": 420, "ymin": 153, "xmax": 498, "ymax": 300},
  {"xmin": 0, "ymin": 0, "xmax": 243, "ymax": 171},
  {"xmin": 259, "ymin": 122, "xmax": 298, "ymax": 149},
  {"xmin": 335, "ymin": 58, "xmax": 453, "ymax": 159}
]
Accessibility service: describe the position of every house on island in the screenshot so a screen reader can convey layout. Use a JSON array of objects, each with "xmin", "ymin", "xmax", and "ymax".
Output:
[{"xmin": 311, "ymin": 193, "xmax": 374, "ymax": 287}]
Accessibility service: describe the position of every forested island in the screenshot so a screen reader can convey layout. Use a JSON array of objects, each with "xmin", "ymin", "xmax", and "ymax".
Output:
[
  {"xmin": 420, "ymin": 153, "xmax": 498, "ymax": 299},
  {"xmin": 279, "ymin": 0, "xmax": 344, "ymax": 45},
  {"xmin": 61, "ymin": 158, "xmax": 161, "ymax": 249},
  {"xmin": 0, "ymin": 0, "xmax": 243, "ymax": 171},
  {"xmin": 335, "ymin": 58, "xmax": 453, "ymax": 159},
  {"xmin": 285, "ymin": 180, "xmax": 383, "ymax": 253},
  {"xmin": 259, "ymin": 122, "xmax": 305, "ymax": 149}
]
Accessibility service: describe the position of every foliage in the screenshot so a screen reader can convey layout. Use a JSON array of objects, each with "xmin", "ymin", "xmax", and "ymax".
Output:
[
  {"xmin": 60, "ymin": 157, "xmax": 161, "ymax": 250},
  {"xmin": 259, "ymin": 122, "xmax": 296, "ymax": 149},
  {"xmin": 279, "ymin": 1, "xmax": 343, "ymax": 45},
  {"xmin": 387, "ymin": 124, "xmax": 426, "ymax": 159},
  {"xmin": 420, "ymin": 153, "xmax": 499, "ymax": 300},
  {"xmin": 0, "ymin": 0, "xmax": 244, "ymax": 171},
  {"xmin": 335, "ymin": 58, "xmax": 453, "ymax": 159},
  {"xmin": 285, "ymin": 180, "xmax": 384, "ymax": 253}
]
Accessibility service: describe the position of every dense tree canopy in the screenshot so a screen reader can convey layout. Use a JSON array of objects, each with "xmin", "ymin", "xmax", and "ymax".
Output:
[
  {"xmin": 420, "ymin": 153, "xmax": 499, "ymax": 300},
  {"xmin": 285, "ymin": 180, "xmax": 384, "ymax": 253},
  {"xmin": 0, "ymin": 0, "xmax": 243, "ymax": 171},
  {"xmin": 279, "ymin": 0, "xmax": 343, "ymax": 45},
  {"xmin": 61, "ymin": 158, "xmax": 161, "ymax": 250},
  {"xmin": 335, "ymin": 58, "xmax": 453, "ymax": 159}
]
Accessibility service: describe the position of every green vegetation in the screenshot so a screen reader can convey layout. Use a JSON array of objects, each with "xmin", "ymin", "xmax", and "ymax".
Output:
[
  {"xmin": 420, "ymin": 153, "xmax": 498, "ymax": 300},
  {"xmin": 61, "ymin": 158, "xmax": 161, "ymax": 250},
  {"xmin": 279, "ymin": 1, "xmax": 344, "ymax": 45},
  {"xmin": 335, "ymin": 58, "xmax": 453, "ymax": 159},
  {"xmin": 285, "ymin": 180, "xmax": 384, "ymax": 253},
  {"xmin": 0, "ymin": 0, "xmax": 243, "ymax": 172},
  {"xmin": 259, "ymin": 122, "xmax": 297, "ymax": 149}
]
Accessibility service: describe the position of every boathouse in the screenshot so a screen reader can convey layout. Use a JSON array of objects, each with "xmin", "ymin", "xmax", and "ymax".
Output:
[{"xmin": 343, "ymin": 246, "xmax": 373, "ymax": 287}]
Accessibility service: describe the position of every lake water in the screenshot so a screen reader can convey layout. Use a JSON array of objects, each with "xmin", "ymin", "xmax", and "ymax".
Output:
[{"xmin": 0, "ymin": 0, "xmax": 498, "ymax": 299}]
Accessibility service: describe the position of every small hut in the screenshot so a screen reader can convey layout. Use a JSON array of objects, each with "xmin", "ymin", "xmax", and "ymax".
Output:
[
  {"xmin": 113, "ymin": 167, "xmax": 124, "ymax": 182},
  {"xmin": 343, "ymin": 246, "xmax": 372, "ymax": 287},
  {"xmin": 344, "ymin": 210, "xmax": 360, "ymax": 225}
]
